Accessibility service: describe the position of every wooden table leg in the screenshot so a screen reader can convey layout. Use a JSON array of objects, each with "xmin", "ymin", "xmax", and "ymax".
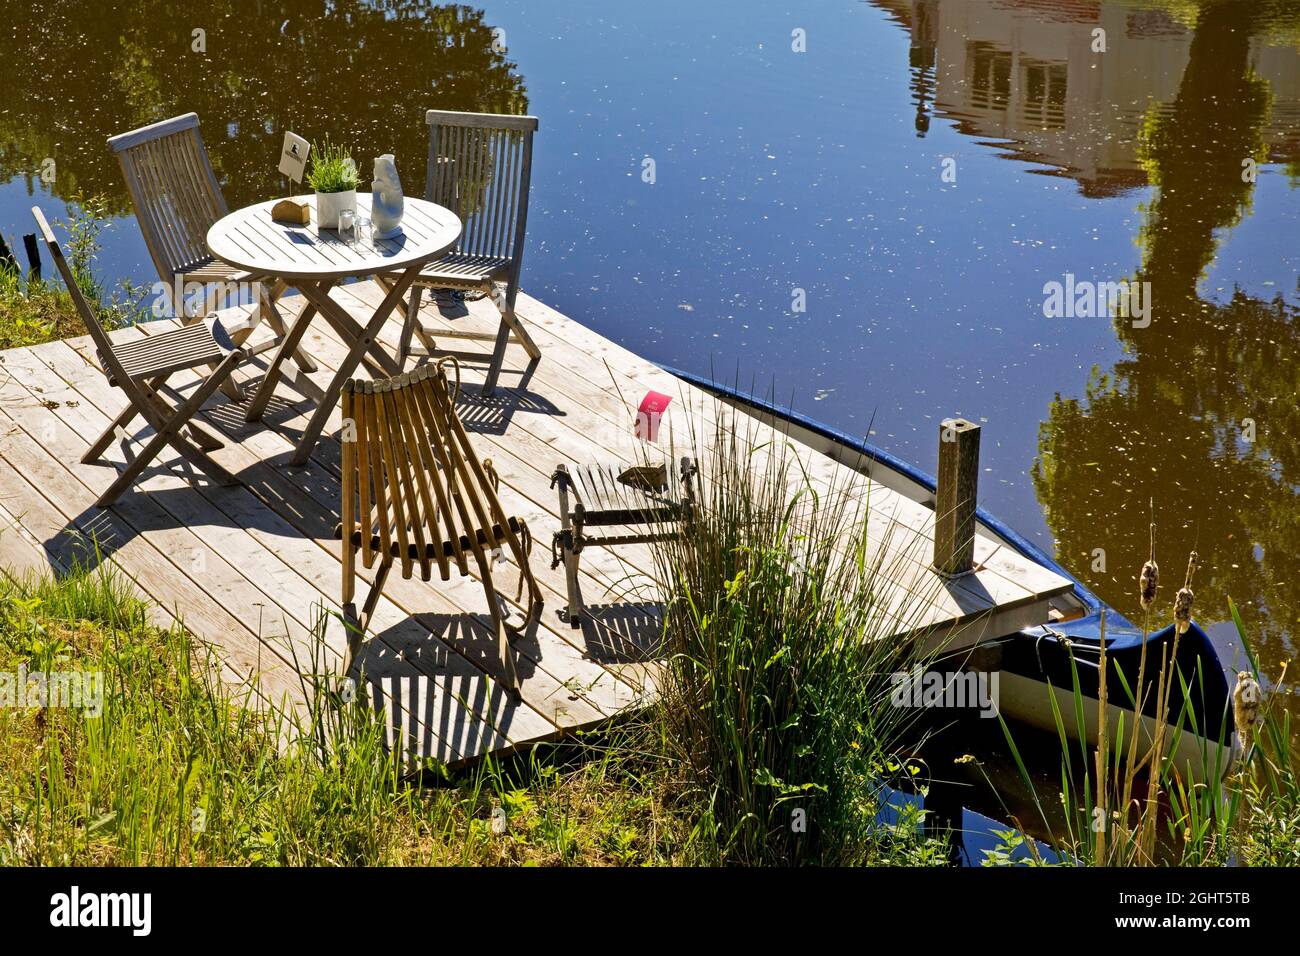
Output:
[
  {"xmin": 244, "ymin": 278, "xmax": 335, "ymax": 423},
  {"xmin": 244, "ymin": 302, "xmax": 320, "ymax": 422},
  {"xmin": 289, "ymin": 269, "xmax": 416, "ymax": 467},
  {"xmin": 311, "ymin": 293, "xmax": 402, "ymax": 373},
  {"xmin": 257, "ymin": 280, "xmax": 319, "ymax": 373}
]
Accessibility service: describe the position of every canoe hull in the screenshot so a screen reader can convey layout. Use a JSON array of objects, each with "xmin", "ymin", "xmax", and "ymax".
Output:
[{"xmin": 995, "ymin": 670, "xmax": 1235, "ymax": 782}]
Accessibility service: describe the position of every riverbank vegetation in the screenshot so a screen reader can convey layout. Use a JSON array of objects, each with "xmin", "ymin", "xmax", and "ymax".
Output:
[
  {"xmin": 0, "ymin": 198, "xmax": 144, "ymax": 350},
  {"xmin": 0, "ymin": 549, "xmax": 945, "ymax": 866},
  {"xmin": 984, "ymin": 579, "xmax": 1298, "ymax": 866},
  {"xmin": 645, "ymin": 404, "xmax": 949, "ymax": 864}
]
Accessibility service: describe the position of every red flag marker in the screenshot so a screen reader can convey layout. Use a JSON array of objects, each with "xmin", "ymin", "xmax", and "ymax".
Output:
[{"xmin": 635, "ymin": 390, "xmax": 672, "ymax": 443}]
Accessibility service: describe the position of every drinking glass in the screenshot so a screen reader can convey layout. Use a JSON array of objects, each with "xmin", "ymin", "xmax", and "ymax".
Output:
[{"xmin": 338, "ymin": 208, "xmax": 356, "ymax": 243}]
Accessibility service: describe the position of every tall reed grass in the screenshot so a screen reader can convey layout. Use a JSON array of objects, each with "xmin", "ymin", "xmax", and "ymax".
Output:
[{"xmin": 645, "ymin": 397, "xmax": 949, "ymax": 864}]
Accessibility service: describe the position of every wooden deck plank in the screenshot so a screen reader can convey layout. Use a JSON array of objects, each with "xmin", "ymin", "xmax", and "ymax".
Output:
[
  {"xmin": 0, "ymin": 355, "xmax": 296, "ymax": 706},
  {"xmin": 0, "ymin": 282, "xmax": 1072, "ymax": 768},
  {"xmin": 96, "ymin": 318, "xmax": 634, "ymax": 751},
  {"xmin": 48, "ymin": 334, "xmax": 562, "ymax": 761},
  {"xmin": 0, "ymin": 473, "xmax": 74, "ymax": 582}
]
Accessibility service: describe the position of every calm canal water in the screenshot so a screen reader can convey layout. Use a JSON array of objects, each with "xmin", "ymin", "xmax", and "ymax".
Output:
[{"xmin": 3, "ymin": 0, "xmax": 1299, "ymax": 842}]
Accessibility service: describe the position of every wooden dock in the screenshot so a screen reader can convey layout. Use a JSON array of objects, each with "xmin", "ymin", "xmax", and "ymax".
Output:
[{"xmin": 0, "ymin": 281, "xmax": 1070, "ymax": 767}]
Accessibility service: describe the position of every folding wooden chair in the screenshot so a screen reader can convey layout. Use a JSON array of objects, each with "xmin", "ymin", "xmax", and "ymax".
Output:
[
  {"xmin": 377, "ymin": 110, "xmax": 542, "ymax": 396},
  {"xmin": 338, "ymin": 361, "xmax": 543, "ymax": 696},
  {"xmin": 107, "ymin": 113, "xmax": 317, "ymax": 399},
  {"xmin": 32, "ymin": 206, "xmax": 251, "ymax": 507}
]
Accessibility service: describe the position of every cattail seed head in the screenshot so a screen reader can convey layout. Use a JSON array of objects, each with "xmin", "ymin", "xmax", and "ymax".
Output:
[
  {"xmin": 1171, "ymin": 550, "xmax": 1198, "ymax": 635},
  {"xmin": 1233, "ymin": 671, "xmax": 1261, "ymax": 755},
  {"xmin": 1233, "ymin": 671, "xmax": 1260, "ymax": 721},
  {"xmin": 1139, "ymin": 559, "xmax": 1159, "ymax": 609},
  {"xmin": 1173, "ymin": 585, "xmax": 1194, "ymax": 635}
]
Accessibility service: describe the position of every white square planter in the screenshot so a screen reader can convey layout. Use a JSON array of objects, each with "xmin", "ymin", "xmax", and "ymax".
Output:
[{"xmin": 315, "ymin": 189, "xmax": 357, "ymax": 230}]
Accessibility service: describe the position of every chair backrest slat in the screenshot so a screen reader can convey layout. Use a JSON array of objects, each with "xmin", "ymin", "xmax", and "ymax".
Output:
[
  {"xmin": 354, "ymin": 387, "xmax": 374, "ymax": 568},
  {"xmin": 373, "ymin": 384, "xmax": 415, "ymax": 578},
  {"xmin": 162, "ymin": 136, "xmax": 215, "ymax": 257},
  {"xmin": 424, "ymin": 110, "xmax": 537, "ymax": 272},
  {"xmin": 341, "ymin": 387, "xmax": 358, "ymax": 586},
  {"xmin": 30, "ymin": 207, "xmax": 134, "ymax": 387},
  {"xmin": 469, "ymin": 127, "xmax": 492, "ymax": 254},
  {"xmin": 507, "ymin": 132, "xmax": 526, "ymax": 255},
  {"xmin": 481, "ymin": 129, "xmax": 504, "ymax": 257},
  {"xmin": 109, "ymin": 113, "xmax": 228, "ymax": 289},
  {"xmin": 390, "ymin": 381, "xmax": 442, "ymax": 573},
  {"xmin": 362, "ymin": 381, "xmax": 394, "ymax": 563},
  {"xmin": 341, "ymin": 364, "xmax": 525, "ymax": 582},
  {"xmin": 126, "ymin": 146, "xmax": 183, "ymax": 275},
  {"xmin": 424, "ymin": 371, "xmax": 508, "ymax": 540},
  {"xmin": 407, "ymin": 375, "xmax": 466, "ymax": 576},
  {"xmin": 421, "ymin": 372, "xmax": 494, "ymax": 550}
]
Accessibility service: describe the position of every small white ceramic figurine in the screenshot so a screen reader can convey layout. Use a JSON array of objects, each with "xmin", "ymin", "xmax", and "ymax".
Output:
[{"xmin": 371, "ymin": 154, "xmax": 405, "ymax": 240}]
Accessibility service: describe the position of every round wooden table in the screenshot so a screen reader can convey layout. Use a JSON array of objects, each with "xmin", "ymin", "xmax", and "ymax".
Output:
[{"xmin": 207, "ymin": 193, "xmax": 461, "ymax": 465}]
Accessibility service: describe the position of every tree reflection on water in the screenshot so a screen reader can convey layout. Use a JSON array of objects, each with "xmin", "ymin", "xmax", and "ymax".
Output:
[
  {"xmin": 0, "ymin": 0, "xmax": 527, "ymax": 214},
  {"xmin": 1035, "ymin": 1, "xmax": 1299, "ymax": 676}
]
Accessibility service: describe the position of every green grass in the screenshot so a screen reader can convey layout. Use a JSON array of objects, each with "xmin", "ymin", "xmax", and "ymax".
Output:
[
  {"xmin": 0, "ymin": 267, "xmax": 84, "ymax": 350},
  {"xmin": 0, "ymin": 564, "xmax": 711, "ymax": 866}
]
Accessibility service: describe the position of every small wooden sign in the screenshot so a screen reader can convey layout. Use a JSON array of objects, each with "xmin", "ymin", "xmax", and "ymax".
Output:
[
  {"xmin": 271, "ymin": 198, "xmax": 311, "ymax": 225},
  {"xmin": 278, "ymin": 131, "xmax": 310, "ymax": 184}
]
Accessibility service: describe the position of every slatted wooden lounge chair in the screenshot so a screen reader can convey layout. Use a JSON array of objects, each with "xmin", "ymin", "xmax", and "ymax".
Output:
[
  {"xmin": 32, "ymin": 206, "xmax": 251, "ymax": 507},
  {"xmin": 338, "ymin": 361, "xmax": 543, "ymax": 695},
  {"xmin": 550, "ymin": 459, "xmax": 697, "ymax": 626},
  {"xmin": 377, "ymin": 110, "xmax": 542, "ymax": 396},
  {"xmin": 107, "ymin": 113, "xmax": 317, "ymax": 397}
]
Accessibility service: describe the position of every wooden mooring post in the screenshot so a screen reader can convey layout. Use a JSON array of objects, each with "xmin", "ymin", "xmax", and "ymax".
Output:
[
  {"xmin": 22, "ymin": 233, "xmax": 41, "ymax": 282},
  {"xmin": 0, "ymin": 233, "xmax": 18, "ymax": 274},
  {"xmin": 934, "ymin": 417, "xmax": 980, "ymax": 576}
]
